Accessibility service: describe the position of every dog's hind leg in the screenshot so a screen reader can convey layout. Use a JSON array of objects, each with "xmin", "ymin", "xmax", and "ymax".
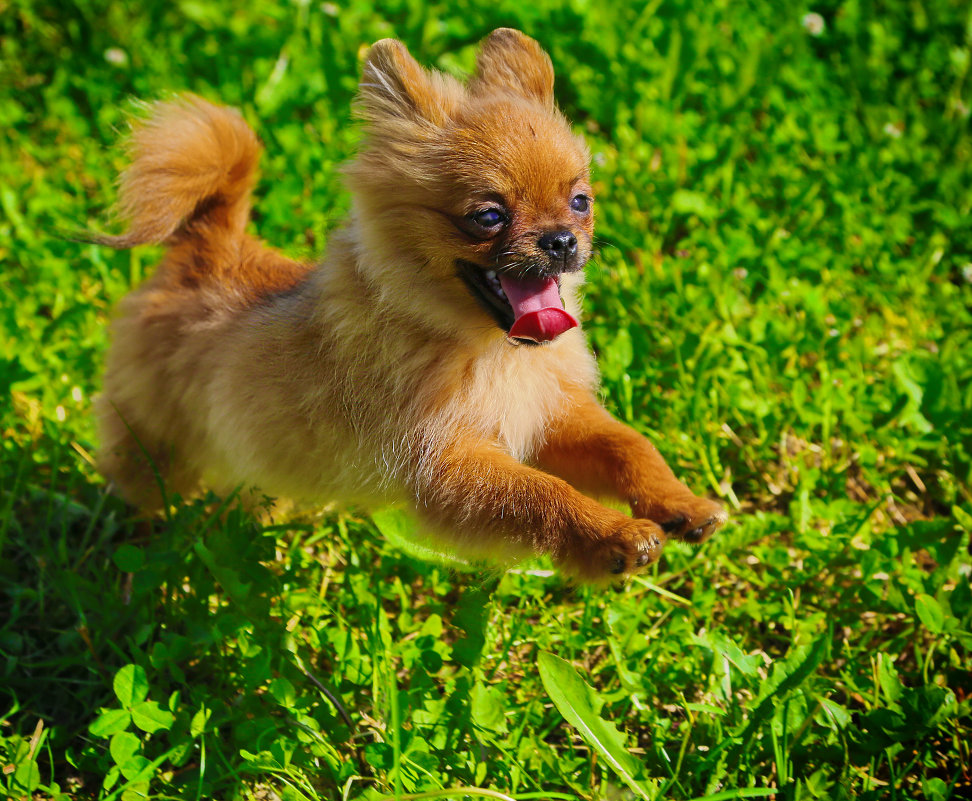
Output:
[{"xmin": 96, "ymin": 399, "xmax": 199, "ymax": 511}]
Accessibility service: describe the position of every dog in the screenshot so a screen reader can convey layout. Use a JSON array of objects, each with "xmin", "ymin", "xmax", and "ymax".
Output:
[{"xmin": 95, "ymin": 28, "xmax": 727, "ymax": 581}]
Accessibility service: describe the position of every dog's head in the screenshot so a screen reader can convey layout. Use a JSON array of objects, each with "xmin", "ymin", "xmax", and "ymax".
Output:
[{"xmin": 345, "ymin": 29, "xmax": 593, "ymax": 345}]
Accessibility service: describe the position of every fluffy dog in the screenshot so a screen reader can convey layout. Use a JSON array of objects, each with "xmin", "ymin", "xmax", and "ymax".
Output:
[{"xmin": 96, "ymin": 29, "xmax": 727, "ymax": 581}]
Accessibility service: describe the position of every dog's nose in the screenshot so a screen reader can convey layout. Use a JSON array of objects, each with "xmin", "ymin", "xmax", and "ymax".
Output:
[{"xmin": 538, "ymin": 230, "xmax": 577, "ymax": 262}]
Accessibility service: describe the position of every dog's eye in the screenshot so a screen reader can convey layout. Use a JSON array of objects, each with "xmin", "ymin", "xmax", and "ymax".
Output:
[
  {"xmin": 472, "ymin": 208, "xmax": 506, "ymax": 229},
  {"xmin": 570, "ymin": 194, "xmax": 591, "ymax": 214}
]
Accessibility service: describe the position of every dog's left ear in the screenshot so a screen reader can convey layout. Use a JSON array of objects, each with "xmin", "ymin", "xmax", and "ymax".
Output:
[{"xmin": 469, "ymin": 29, "xmax": 555, "ymax": 107}]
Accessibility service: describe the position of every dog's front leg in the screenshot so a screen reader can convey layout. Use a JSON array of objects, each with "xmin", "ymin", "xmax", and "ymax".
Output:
[
  {"xmin": 535, "ymin": 390, "xmax": 727, "ymax": 543},
  {"xmin": 412, "ymin": 436, "xmax": 666, "ymax": 580}
]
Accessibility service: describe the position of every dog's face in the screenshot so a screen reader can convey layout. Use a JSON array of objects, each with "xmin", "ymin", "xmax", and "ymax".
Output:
[{"xmin": 345, "ymin": 29, "xmax": 593, "ymax": 344}]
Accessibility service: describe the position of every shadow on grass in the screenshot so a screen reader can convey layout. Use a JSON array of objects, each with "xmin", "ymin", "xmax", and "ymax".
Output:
[{"xmin": 0, "ymin": 431, "xmax": 363, "ymax": 797}]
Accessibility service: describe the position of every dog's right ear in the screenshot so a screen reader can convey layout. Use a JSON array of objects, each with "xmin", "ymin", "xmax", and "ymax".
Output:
[
  {"xmin": 358, "ymin": 39, "xmax": 453, "ymax": 126},
  {"xmin": 469, "ymin": 29, "xmax": 555, "ymax": 107}
]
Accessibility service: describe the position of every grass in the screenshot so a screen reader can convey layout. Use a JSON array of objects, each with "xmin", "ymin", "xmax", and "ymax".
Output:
[{"xmin": 1, "ymin": 0, "xmax": 971, "ymax": 798}]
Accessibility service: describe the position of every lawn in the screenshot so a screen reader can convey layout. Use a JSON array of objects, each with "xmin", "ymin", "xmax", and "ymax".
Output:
[{"xmin": 1, "ymin": 0, "xmax": 970, "ymax": 799}]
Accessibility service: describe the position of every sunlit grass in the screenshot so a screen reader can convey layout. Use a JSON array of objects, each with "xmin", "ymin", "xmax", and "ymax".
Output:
[{"xmin": 1, "ymin": 0, "xmax": 970, "ymax": 799}]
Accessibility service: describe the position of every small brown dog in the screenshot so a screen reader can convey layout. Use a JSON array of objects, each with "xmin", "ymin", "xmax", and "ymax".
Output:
[{"xmin": 96, "ymin": 29, "xmax": 726, "ymax": 581}]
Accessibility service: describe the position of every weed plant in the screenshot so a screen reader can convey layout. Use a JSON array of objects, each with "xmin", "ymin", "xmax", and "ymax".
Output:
[{"xmin": 1, "ymin": 0, "xmax": 970, "ymax": 799}]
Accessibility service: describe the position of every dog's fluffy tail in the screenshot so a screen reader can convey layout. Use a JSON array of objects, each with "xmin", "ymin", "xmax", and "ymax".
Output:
[{"xmin": 98, "ymin": 96, "xmax": 260, "ymax": 249}]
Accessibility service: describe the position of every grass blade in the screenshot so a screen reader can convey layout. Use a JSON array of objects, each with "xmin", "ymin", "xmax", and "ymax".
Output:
[{"xmin": 537, "ymin": 651, "xmax": 655, "ymax": 800}]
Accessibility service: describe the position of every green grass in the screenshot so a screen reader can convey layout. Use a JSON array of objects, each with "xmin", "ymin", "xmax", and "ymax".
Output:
[{"xmin": 2, "ymin": 0, "xmax": 971, "ymax": 799}]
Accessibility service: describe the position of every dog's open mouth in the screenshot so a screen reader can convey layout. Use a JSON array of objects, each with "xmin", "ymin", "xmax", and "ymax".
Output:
[{"xmin": 457, "ymin": 261, "xmax": 578, "ymax": 344}]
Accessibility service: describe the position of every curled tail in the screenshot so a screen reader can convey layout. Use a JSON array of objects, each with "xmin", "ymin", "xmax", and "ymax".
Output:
[{"xmin": 98, "ymin": 95, "xmax": 260, "ymax": 249}]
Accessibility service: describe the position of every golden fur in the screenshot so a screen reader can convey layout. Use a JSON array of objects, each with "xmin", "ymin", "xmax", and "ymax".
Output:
[{"xmin": 96, "ymin": 29, "xmax": 726, "ymax": 581}]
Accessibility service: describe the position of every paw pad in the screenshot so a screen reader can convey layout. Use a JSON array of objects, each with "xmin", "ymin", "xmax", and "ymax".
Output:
[{"xmin": 661, "ymin": 515, "xmax": 687, "ymax": 534}]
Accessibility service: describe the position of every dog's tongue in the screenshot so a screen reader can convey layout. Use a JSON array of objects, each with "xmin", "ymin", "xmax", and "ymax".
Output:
[{"xmin": 499, "ymin": 275, "xmax": 578, "ymax": 343}]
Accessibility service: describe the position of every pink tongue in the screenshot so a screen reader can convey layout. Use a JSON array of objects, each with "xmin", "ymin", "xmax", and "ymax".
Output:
[{"xmin": 499, "ymin": 275, "xmax": 579, "ymax": 343}]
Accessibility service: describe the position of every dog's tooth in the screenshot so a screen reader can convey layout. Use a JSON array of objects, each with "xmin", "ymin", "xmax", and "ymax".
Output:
[{"xmin": 486, "ymin": 270, "xmax": 496, "ymax": 280}]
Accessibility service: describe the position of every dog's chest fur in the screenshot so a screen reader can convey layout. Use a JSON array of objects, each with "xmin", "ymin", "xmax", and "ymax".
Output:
[{"xmin": 431, "ymin": 338, "xmax": 595, "ymax": 462}]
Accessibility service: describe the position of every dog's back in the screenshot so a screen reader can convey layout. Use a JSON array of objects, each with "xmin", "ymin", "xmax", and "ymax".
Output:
[{"xmin": 96, "ymin": 98, "xmax": 310, "ymax": 507}]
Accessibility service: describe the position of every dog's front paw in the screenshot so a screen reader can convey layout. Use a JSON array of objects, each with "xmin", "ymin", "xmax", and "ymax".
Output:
[
  {"xmin": 558, "ymin": 516, "xmax": 666, "ymax": 582},
  {"xmin": 632, "ymin": 493, "xmax": 728, "ymax": 544}
]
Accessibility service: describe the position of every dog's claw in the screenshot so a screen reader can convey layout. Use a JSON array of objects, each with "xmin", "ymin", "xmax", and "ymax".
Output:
[
  {"xmin": 610, "ymin": 532, "xmax": 661, "ymax": 576},
  {"xmin": 648, "ymin": 500, "xmax": 727, "ymax": 544},
  {"xmin": 681, "ymin": 516, "xmax": 720, "ymax": 543}
]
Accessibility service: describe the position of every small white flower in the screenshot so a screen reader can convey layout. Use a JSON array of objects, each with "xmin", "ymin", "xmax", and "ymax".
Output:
[
  {"xmin": 883, "ymin": 121, "xmax": 903, "ymax": 138},
  {"xmin": 733, "ymin": 267, "xmax": 748, "ymax": 280},
  {"xmin": 802, "ymin": 12, "xmax": 825, "ymax": 36},
  {"xmin": 104, "ymin": 47, "xmax": 128, "ymax": 66},
  {"xmin": 885, "ymin": 122, "xmax": 903, "ymax": 137},
  {"xmin": 961, "ymin": 263, "xmax": 972, "ymax": 283}
]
